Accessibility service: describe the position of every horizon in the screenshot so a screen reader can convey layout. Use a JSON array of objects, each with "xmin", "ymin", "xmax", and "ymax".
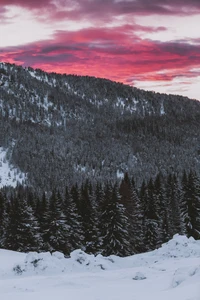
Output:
[
  {"xmin": 0, "ymin": 0, "xmax": 200, "ymax": 100},
  {"xmin": 0, "ymin": 60, "xmax": 198, "ymax": 101}
]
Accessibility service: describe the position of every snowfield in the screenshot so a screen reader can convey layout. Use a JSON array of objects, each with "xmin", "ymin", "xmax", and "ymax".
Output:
[
  {"xmin": 0, "ymin": 235, "xmax": 200, "ymax": 300},
  {"xmin": 0, "ymin": 147, "xmax": 27, "ymax": 188}
]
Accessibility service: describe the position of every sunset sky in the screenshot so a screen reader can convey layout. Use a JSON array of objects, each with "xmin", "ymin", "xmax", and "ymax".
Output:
[{"xmin": 0, "ymin": 0, "xmax": 200, "ymax": 100}]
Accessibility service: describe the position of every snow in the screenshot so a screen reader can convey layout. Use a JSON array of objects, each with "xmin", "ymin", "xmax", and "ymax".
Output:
[
  {"xmin": 0, "ymin": 235, "xmax": 200, "ymax": 300},
  {"xmin": 160, "ymin": 101, "xmax": 165, "ymax": 115},
  {"xmin": 0, "ymin": 147, "xmax": 27, "ymax": 188},
  {"xmin": 117, "ymin": 169, "xmax": 124, "ymax": 179}
]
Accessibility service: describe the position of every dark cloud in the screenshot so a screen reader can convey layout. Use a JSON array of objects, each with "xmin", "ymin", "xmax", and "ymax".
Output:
[
  {"xmin": 0, "ymin": 0, "xmax": 52, "ymax": 9},
  {"xmin": 1, "ymin": 0, "xmax": 200, "ymax": 24}
]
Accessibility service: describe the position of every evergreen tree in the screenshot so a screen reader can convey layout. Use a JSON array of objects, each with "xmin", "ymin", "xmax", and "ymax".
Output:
[
  {"xmin": 100, "ymin": 183, "xmax": 131, "ymax": 256},
  {"xmin": 129, "ymin": 182, "xmax": 145, "ymax": 253},
  {"xmin": 79, "ymin": 182, "xmax": 98, "ymax": 253},
  {"xmin": 166, "ymin": 174, "xmax": 182, "ymax": 236},
  {"xmin": 144, "ymin": 179, "xmax": 161, "ymax": 250},
  {"xmin": 47, "ymin": 190, "xmax": 69, "ymax": 254},
  {"xmin": 5, "ymin": 196, "xmax": 42, "ymax": 252},
  {"xmin": 187, "ymin": 171, "xmax": 200, "ymax": 239},
  {"xmin": 153, "ymin": 174, "xmax": 169, "ymax": 243},
  {"xmin": 63, "ymin": 186, "xmax": 84, "ymax": 254},
  {"xmin": 0, "ymin": 191, "xmax": 8, "ymax": 248},
  {"xmin": 35, "ymin": 192, "xmax": 51, "ymax": 251},
  {"xmin": 180, "ymin": 170, "xmax": 190, "ymax": 235}
]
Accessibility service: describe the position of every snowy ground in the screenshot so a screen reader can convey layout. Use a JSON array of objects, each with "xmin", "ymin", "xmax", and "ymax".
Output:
[
  {"xmin": 0, "ymin": 147, "xmax": 27, "ymax": 188},
  {"xmin": 0, "ymin": 235, "xmax": 200, "ymax": 300}
]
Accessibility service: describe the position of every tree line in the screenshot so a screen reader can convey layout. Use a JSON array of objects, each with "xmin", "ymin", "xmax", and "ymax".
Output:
[{"xmin": 0, "ymin": 170, "xmax": 200, "ymax": 257}]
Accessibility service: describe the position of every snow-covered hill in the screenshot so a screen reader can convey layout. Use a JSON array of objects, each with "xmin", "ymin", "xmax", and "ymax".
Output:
[
  {"xmin": 1, "ymin": 62, "xmax": 200, "ymax": 190},
  {"xmin": 0, "ymin": 235, "xmax": 200, "ymax": 300}
]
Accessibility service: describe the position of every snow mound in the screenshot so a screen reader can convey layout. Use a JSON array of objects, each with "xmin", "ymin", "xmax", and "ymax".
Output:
[
  {"xmin": 10, "ymin": 235, "xmax": 200, "ymax": 277},
  {"xmin": 152, "ymin": 234, "xmax": 200, "ymax": 259},
  {"xmin": 132, "ymin": 271, "xmax": 147, "ymax": 280},
  {"xmin": 12, "ymin": 250, "xmax": 117, "ymax": 276}
]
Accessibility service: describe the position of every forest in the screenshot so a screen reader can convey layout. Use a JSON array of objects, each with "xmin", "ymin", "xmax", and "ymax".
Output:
[{"xmin": 0, "ymin": 170, "xmax": 199, "ymax": 257}]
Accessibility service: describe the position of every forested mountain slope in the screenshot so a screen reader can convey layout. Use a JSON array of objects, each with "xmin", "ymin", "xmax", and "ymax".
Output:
[{"xmin": 0, "ymin": 62, "xmax": 200, "ymax": 191}]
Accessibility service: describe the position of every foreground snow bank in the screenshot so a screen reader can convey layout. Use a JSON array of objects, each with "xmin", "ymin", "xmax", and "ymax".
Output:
[
  {"xmin": 0, "ymin": 235, "xmax": 200, "ymax": 300},
  {"xmin": 0, "ymin": 234, "xmax": 199, "ymax": 277}
]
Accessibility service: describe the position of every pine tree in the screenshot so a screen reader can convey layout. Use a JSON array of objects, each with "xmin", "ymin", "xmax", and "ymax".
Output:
[
  {"xmin": 47, "ymin": 190, "xmax": 69, "ymax": 254},
  {"xmin": 63, "ymin": 186, "xmax": 84, "ymax": 254},
  {"xmin": 144, "ymin": 178, "xmax": 161, "ymax": 251},
  {"xmin": 187, "ymin": 171, "xmax": 200, "ymax": 239},
  {"xmin": 35, "ymin": 192, "xmax": 51, "ymax": 251},
  {"xmin": 153, "ymin": 174, "xmax": 167, "ymax": 243},
  {"xmin": 5, "ymin": 196, "xmax": 42, "ymax": 252},
  {"xmin": 0, "ymin": 191, "xmax": 8, "ymax": 248},
  {"xmin": 166, "ymin": 174, "xmax": 182, "ymax": 237},
  {"xmin": 100, "ymin": 183, "xmax": 131, "ymax": 256},
  {"xmin": 180, "ymin": 170, "xmax": 190, "ymax": 235},
  {"xmin": 79, "ymin": 182, "xmax": 98, "ymax": 253},
  {"xmin": 129, "ymin": 182, "xmax": 145, "ymax": 253}
]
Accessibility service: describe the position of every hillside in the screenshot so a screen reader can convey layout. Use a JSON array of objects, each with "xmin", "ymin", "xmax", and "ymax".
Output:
[{"xmin": 0, "ymin": 62, "xmax": 200, "ymax": 191}]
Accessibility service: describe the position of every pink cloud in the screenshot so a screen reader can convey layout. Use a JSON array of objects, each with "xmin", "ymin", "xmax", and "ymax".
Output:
[{"xmin": 1, "ymin": 25, "xmax": 200, "ymax": 87}]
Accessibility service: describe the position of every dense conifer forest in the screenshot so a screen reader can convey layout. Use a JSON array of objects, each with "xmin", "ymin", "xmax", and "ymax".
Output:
[{"xmin": 0, "ymin": 170, "xmax": 200, "ymax": 256}]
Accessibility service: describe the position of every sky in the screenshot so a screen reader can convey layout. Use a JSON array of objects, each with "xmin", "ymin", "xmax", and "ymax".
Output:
[{"xmin": 0, "ymin": 0, "xmax": 200, "ymax": 100}]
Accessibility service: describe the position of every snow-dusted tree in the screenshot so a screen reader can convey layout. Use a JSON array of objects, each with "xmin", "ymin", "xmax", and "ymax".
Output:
[
  {"xmin": 46, "ymin": 190, "xmax": 69, "ymax": 254},
  {"xmin": 180, "ymin": 170, "xmax": 190, "ymax": 235},
  {"xmin": 165, "ymin": 174, "xmax": 182, "ymax": 237},
  {"xmin": 100, "ymin": 183, "xmax": 132, "ymax": 256},
  {"xmin": 5, "ymin": 196, "xmax": 42, "ymax": 252},
  {"xmin": 153, "ymin": 174, "xmax": 170, "ymax": 244},
  {"xmin": 186, "ymin": 171, "xmax": 200, "ymax": 239},
  {"xmin": 119, "ymin": 173, "xmax": 142, "ymax": 253},
  {"xmin": 79, "ymin": 182, "xmax": 99, "ymax": 254},
  {"xmin": 35, "ymin": 192, "xmax": 51, "ymax": 251},
  {"xmin": 63, "ymin": 186, "xmax": 84, "ymax": 254},
  {"xmin": 144, "ymin": 179, "xmax": 161, "ymax": 250},
  {"xmin": 0, "ymin": 191, "xmax": 8, "ymax": 248},
  {"xmin": 129, "ymin": 182, "xmax": 145, "ymax": 253}
]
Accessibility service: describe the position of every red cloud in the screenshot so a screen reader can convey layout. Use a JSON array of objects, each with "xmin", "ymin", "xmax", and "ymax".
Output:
[{"xmin": 1, "ymin": 25, "xmax": 200, "ymax": 87}]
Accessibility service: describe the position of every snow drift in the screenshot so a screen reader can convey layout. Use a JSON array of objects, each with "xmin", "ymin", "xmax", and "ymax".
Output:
[{"xmin": 0, "ymin": 234, "xmax": 200, "ymax": 300}]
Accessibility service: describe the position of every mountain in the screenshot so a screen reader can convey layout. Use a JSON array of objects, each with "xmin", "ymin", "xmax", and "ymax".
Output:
[{"xmin": 0, "ymin": 62, "xmax": 200, "ymax": 192}]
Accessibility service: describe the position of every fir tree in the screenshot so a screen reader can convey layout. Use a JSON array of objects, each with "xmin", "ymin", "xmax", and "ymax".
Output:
[
  {"xmin": 144, "ymin": 179, "xmax": 161, "ymax": 250},
  {"xmin": 180, "ymin": 170, "xmax": 190, "ymax": 235},
  {"xmin": 47, "ymin": 190, "xmax": 69, "ymax": 254},
  {"xmin": 79, "ymin": 182, "xmax": 98, "ymax": 253},
  {"xmin": 129, "ymin": 182, "xmax": 145, "ymax": 253},
  {"xmin": 5, "ymin": 196, "xmax": 42, "ymax": 252},
  {"xmin": 187, "ymin": 171, "xmax": 200, "ymax": 239},
  {"xmin": 35, "ymin": 192, "xmax": 51, "ymax": 251},
  {"xmin": 100, "ymin": 183, "xmax": 131, "ymax": 256},
  {"xmin": 0, "ymin": 191, "xmax": 8, "ymax": 248},
  {"xmin": 63, "ymin": 186, "xmax": 84, "ymax": 254}
]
